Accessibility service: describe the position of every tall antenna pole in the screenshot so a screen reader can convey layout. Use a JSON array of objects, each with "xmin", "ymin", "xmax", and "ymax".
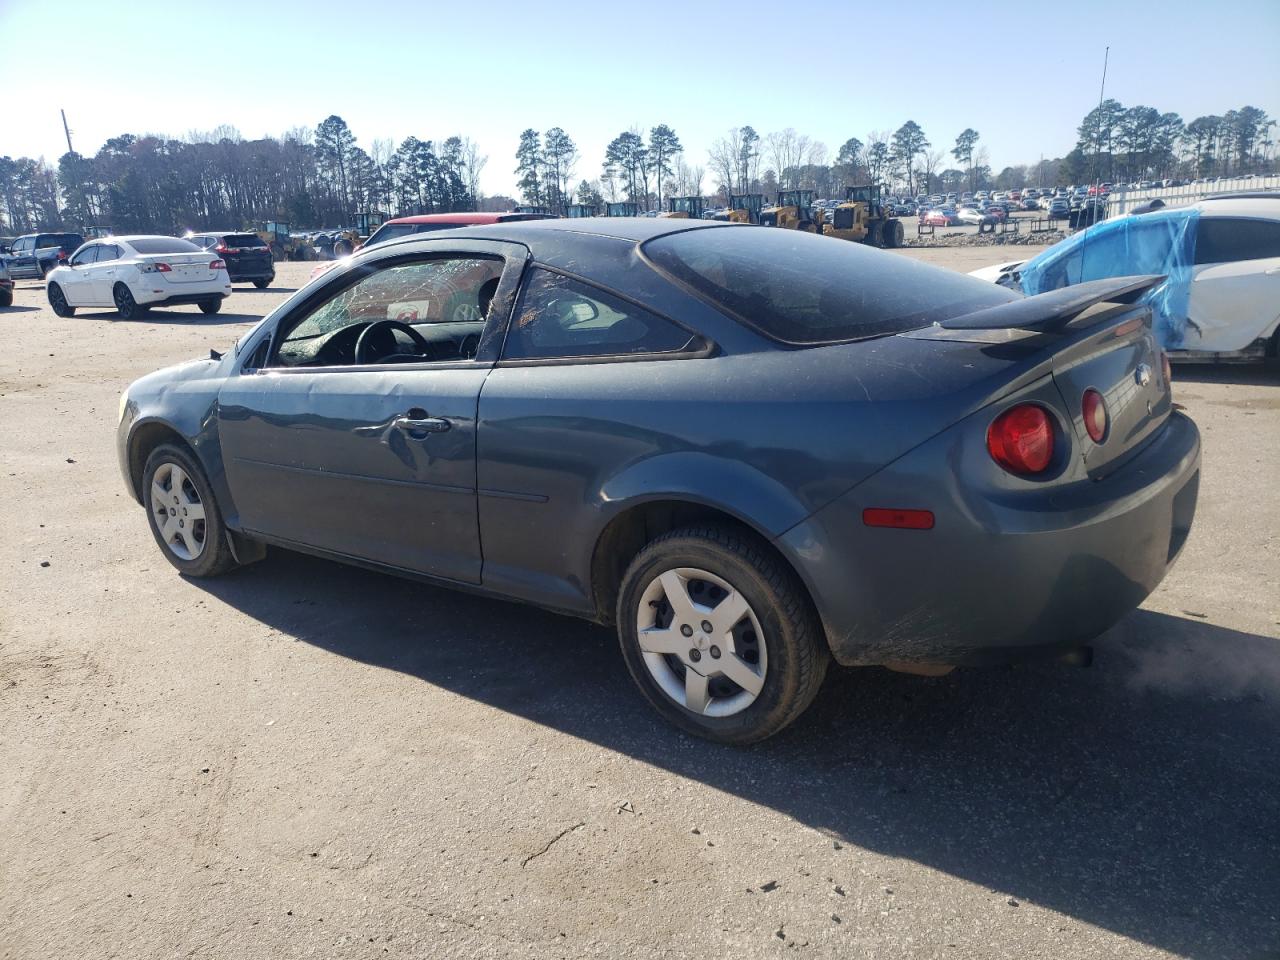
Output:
[
  {"xmin": 1091, "ymin": 47, "xmax": 1110, "ymax": 192},
  {"xmin": 61, "ymin": 109, "xmax": 74, "ymax": 155}
]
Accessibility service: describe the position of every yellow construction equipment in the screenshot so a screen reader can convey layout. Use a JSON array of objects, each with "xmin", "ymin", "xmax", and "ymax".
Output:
[
  {"xmin": 715, "ymin": 193, "xmax": 765, "ymax": 224},
  {"xmin": 660, "ymin": 196, "xmax": 705, "ymax": 219},
  {"xmin": 760, "ymin": 190, "xmax": 820, "ymax": 232},
  {"xmin": 823, "ymin": 185, "xmax": 904, "ymax": 247},
  {"xmin": 331, "ymin": 212, "xmax": 387, "ymax": 257}
]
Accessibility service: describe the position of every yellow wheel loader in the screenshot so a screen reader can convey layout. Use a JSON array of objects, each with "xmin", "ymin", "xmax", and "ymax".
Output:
[
  {"xmin": 760, "ymin": 190, "xmax": 820, "ymax": 232},
  {"xmin": 659, "ymin": 196, "xmax": 705, "ymax": 219},
  {"xmin": 823, "ymin": 185, "xmax": 904, "ymax": 247}
]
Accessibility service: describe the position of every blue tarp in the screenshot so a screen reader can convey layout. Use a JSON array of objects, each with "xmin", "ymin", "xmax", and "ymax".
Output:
[{"xmin": 1017, "ymin": 208, "xmax": 1200, "ymax": 348}]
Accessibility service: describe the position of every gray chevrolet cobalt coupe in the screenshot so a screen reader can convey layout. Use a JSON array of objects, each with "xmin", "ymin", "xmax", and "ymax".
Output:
[{"xmin": 117, "ymin": 219, "xmax": 1200, "ymax": 743}]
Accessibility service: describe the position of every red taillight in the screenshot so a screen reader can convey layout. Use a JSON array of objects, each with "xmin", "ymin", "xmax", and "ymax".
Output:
[
  {"xmin": 1081, "ymin": 388, "xmax": 1108, "ymax": 443},
  {"xmin": 209, "ymin": 259, "xmax": 226, "ymax": 270},
  {"xmin": 215, "ymin": 243, "xmax": 228, "ymax": 254},
  {"xmin": 987, "ymin": 403, "xmax": 1054, "ymax": 475},
  {"xmin": 863, "ymin": 508, "xmax": 935, "ymax": 530},
  {"xmin": 154, "ymin": 262, "xmax": 171, "ymax": 272},
  {"xmin": 57, "ymin": 250, "xmax": 68, "ymax": 260}
]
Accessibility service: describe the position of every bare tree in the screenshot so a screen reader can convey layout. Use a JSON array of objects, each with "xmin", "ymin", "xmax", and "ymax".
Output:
[
  {"xmin": 459, "ymin": 137, "xmax": 488, "ymax": 204},
  {"xmin": 707, "ymin": 127, "xmax": 744, "ymax": 196}
]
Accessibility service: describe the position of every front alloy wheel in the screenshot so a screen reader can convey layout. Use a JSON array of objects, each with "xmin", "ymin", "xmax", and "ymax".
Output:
[
  {"xmin": 48, "ymin": 283, "xmax": 75, "ymax": 317},
  {"xmin": 150, "ymin": 462, "xmax": 206, "ymax": 560},
  {"xmin": 142, "ymin": 444, "xmax": 238, "ymax": 577}
]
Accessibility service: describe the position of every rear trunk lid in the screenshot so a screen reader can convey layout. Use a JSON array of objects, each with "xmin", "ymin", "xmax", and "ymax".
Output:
[
  {"xmin": 140, "ymin": 253, "xmax": 219, "ymax": 285},
  {"xmin": 913, "ymin": 275, "xmax": 1172, "ymax": 478}
]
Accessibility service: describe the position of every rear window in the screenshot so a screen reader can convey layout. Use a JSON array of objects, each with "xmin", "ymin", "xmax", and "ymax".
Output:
[
  {"xmin": 364, "ymin": 223, "xmax": 419, "ymax": 247},
  {"xmin": 644, "ymin": 227, "xmax": 1017, "ymax": 344},
  {"xmin": 38, "ymin": 234, "xmax": 84, "ymax": 249},
  {"xmin": 129, "ymin": 238, "xmax": 202, "ymax": 254},
  {"xmin": 225, "ymin": 233, "xmax": 267, "ymax": 248}
]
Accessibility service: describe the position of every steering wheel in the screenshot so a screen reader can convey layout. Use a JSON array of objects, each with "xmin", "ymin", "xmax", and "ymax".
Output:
[{"xmin": 354, "ymin": 319, "xmax": 434, "ymax": 365}]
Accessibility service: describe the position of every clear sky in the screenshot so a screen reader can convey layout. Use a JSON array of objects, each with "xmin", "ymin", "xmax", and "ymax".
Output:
[{"xmin": 3, "ymin": 0, "xmax": 1277, "ymax": 195}]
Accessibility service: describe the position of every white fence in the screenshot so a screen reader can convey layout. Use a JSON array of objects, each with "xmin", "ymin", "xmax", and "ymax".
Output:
[{"xmin": 1106, "ymin": 174, "xmax": 1280, "ymax": 217}]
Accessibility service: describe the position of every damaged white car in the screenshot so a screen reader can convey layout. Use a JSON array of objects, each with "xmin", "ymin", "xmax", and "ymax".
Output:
[{"xmin": 969, "ymin": 195, "xmax": 1280, "ymax": 360}]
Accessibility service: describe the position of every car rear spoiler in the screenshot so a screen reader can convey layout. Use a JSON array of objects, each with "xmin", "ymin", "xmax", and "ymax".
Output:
[{"xmin": 940, "ymin": 275, "xmax": 1166, "ymax": 332}]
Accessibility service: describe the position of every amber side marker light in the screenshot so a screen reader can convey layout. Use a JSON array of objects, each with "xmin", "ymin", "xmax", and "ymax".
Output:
[{"xmin": 863, "ymin": 508, "xmax": 935, "ymax": 530}]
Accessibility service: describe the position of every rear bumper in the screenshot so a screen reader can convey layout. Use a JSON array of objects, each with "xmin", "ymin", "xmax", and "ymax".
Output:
[
  {"xmin": 135, "ymin": 288, "xmax": 230, "ymax": 306},
  {"xmin": 779, "ymin": 411, "xmax": 1201, "ymax": 666},
  {"xmin": 225, "ymin": 261, "xmax": 274, "ymax": 281}
]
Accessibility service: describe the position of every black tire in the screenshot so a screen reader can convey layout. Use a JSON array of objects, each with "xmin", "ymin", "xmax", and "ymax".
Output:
[
  {"xmin": 882, "ymin": 219, "xmax": 904, "ymax": 248},
  {"xmin": 796, "ymin": 220, "xmax": 815, "ymax": 233},
  {"xmin": 0, "ymin": 288, "xmax": 11, "ymax": 308},
  {"xmin": 39, "ymin": 261, "xmax": 52, "ymax": 279},
  {"xmin": 332, "ymin": 239, "xmax": 353, "ymax": 258},
  {"xmin": 198, "ymin": 298, "xmax": 222, "ymax": 315},
  {"xmin": 300, "ymin": 245, "xmax": 316, "ymax": 261},
  {"xmin": 113, "ymin": 283, "xmax": 149, "ymax": 319},
  {"xmin": 47, "ymin": 283, "xmax": 75, "ymax": 317},
  {"xmin": 270, "ymin": 243, "xmax": 284, "ymax": 262},
  {"xmin": 142, "ymin": 444, "xmax": 239, "ymax": 578},
  {"xmin": 865, "ymin": 220, "xmax": 884, "ymax": 247},
  {"xmin": 616, "ymin": 524, "xmax": 829, "ymax": 745},
  {"xmin": 253, "ymin": 278, "xmax": 271, "ymax": 290}
]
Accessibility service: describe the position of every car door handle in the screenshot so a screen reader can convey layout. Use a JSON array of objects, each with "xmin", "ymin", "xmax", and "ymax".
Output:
[{"xmin": 394, "ymin": 413, "xmax": 451, "ymax": 434}]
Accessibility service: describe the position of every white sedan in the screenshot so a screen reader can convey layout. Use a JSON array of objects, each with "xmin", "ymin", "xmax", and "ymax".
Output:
[
  {"xmin": 46, "ymin": 236, "xmax": 232, "ymax": 319},
  {"xmin": 968, "ymin": 196, "xmax": 1280, "ymax": 359}
]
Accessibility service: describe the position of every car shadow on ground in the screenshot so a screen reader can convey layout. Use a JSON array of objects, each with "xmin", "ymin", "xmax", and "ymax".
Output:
[
  {"xmin": 233, "ymin": 285, "xmax": 297, "ymax": 294},
  {"xmin": 0, "ymin": 305, "xmax": 42, "ymax": 314},
  {"xmin": 73, "ymin": 309, "xmax": 264, "ymax": 325},
  {"xmin": 194, "ymin": 549, "xmax": 1280, "ymax": 957}
]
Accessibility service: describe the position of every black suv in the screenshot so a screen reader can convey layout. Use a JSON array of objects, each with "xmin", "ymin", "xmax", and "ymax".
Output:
[
  {"xmin": 3, "ymin": 232, "xmax": 86, "ymax": 280},
  {"xmin": 186, "ymin": 232, "xmax": 274, "ymax": 288}
]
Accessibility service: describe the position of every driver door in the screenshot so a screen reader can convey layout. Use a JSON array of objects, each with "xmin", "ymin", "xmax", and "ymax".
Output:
[
  {"xmin": 215, "ymin": 241, "xmax": 526, "ymax": 584},
  {"xmin": 60, "ymin": 244, "xmax": 99, "ymax": 305}
]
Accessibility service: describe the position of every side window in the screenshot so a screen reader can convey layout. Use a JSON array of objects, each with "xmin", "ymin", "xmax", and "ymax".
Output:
[
  {"xmin": 271, "ymin": 256, "xmax": 505, "ymax": 368},
  {"xmin": 70, "ymin": 246, "xmax": 99, "ymax": 266},
  {"xmin": 1195, "ymin": 218, "xmax": 1280, "ymax": 265},
  {"xmin": 503, "ymin": 268, "xmax": 695, "ymax": 361},
  {"xmin": 97, "ymin": 245, "xmax": 120, "ymax": 263}
]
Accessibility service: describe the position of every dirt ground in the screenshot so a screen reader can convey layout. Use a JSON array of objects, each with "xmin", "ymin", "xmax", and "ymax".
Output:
[{"xmin": 2, "ymin": 249, "xmax": 1277, "ymax": 960}]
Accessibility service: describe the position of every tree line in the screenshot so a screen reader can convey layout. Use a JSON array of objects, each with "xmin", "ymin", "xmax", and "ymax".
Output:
[
  {"xmin": 0, "ymin": 115, "xmax": 487, "ymax": 235},
  {"xmin": 1, "ymin": 102, "xmax": 1274, "ymax": 235}
]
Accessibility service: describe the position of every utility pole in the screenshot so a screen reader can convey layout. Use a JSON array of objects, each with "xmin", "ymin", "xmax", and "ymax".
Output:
[{"xmin": 61, "ymin": 110, "xmax": 74, "ymax": 155}]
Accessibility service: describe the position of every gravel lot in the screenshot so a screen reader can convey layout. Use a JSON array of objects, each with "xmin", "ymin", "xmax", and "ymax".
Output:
[{"xmin": 2, "ymin": 250, "xmax": 1278, "ymax": 960}]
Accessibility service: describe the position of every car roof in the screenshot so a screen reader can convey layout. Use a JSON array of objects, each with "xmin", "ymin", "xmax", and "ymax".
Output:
[
  {"xmin": 384, "ymin": 212, "xmax": 553, "ymax": 226},
  {"xmin": 1194, "ymin": 196, "xmax": 1280, "ymax": 218},
  {"xmin": 405, "ymin": 216, "xmax": 724, "ymax": 244}
]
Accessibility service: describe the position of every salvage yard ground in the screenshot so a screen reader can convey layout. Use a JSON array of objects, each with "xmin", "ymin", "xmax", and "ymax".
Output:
[{"xmin": 1, "ymin": 251, "xmax": 1277, "ymax": 959}]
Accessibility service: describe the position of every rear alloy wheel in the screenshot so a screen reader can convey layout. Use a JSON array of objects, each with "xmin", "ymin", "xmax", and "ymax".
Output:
[
  {"xmin": 47, "ymin": 283, "xmax": 75, "ymax": 317},
  {"xmin": 617, "ymin": 525, "xmax": 829, "ymax": 744},
  {"xmin": 142, "ymin": 444, "xmax": 238, "ymax": 577},
  {"xmin": 198, "ymin": 298, "xmax": 222, "ymax": 315},
  {"xmin": 113, "ymin": 283, "xmax": 149, "ymax": 319}
]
